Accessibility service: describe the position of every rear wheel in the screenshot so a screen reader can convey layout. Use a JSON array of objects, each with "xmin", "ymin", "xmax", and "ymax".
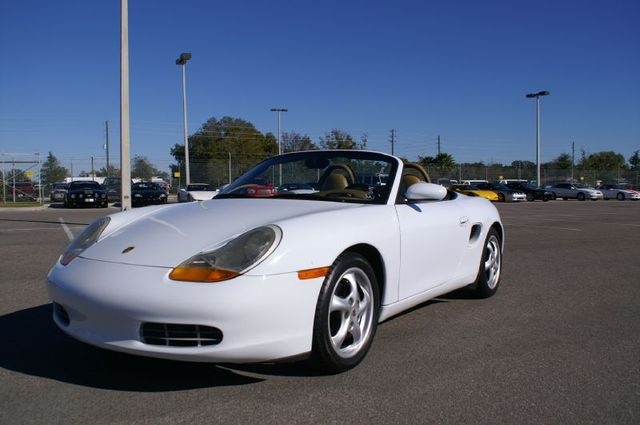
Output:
[
  {"xmin": 526, "ymin": 193, "xmax": 534, "ymax": 202},
  {"xmin": 497, "ymin": 192, "xmax": 505, "ymax": 202},
  {"xmin": 311, "ymin": 252, "xmax": 379, "ymax": 374},
  {"xmin": 577, "ymin": 192, "xmax": 586, "ymax": 201},
  {"xmin": 472, "ymin": 228, "xmax": 502, "ymax": 298}
]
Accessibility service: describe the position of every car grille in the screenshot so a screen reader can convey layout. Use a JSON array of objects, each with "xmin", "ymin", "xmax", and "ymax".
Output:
[{"xmin": 140, "ymin": 323, "xmax": 223, "ymax": 347}]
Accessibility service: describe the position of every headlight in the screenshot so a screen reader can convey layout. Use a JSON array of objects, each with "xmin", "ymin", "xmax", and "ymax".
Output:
[
  {"xmin": 169, "ymin": 225, "xmax": 282, "ymax": 283},
  {"xmin": 60, "ymin": 216, "xmax": 111, "ymax": 265}
]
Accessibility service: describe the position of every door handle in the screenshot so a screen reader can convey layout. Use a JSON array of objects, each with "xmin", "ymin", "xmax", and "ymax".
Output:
[{"xmin": 459, "ymin": 216, "xmax": 469, "ymax": 226}]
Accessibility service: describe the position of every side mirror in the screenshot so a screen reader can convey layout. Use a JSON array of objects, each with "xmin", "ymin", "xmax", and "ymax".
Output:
[{"xmin": 405, "ymin": 182, "xmax": 447, "ymax": 201}]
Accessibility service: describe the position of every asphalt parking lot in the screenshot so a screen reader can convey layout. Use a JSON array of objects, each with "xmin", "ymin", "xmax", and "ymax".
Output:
[{"xmin": 1, "ymin": 200, "xmax": 639, "ymax": 424}]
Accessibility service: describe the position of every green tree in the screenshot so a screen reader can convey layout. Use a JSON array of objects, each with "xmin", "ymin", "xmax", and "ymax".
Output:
[
  {"xmin": 132, "ymin": 155, "xmax": 161, "ymax": 180},
  {"xmin": 418, "ymin": 152, "xmax": 455, "ymax": 169},
  {"xmin": 170, "ymin": 116, "xmax": 277, "ymax": 186},
  {"xmin": 41, "ymin": 152, "xmax": 68, "ymax": 185},
  {"xmin": 629, "ymin": 150, "xmax": 640, "ymax": 170},
  {"xmin": 582, "ymin": 151, "xmax": 626, "ymax": 170},
  {"xmin": 281, "ymin": 132, "xmax": 317, "ymax": 153},
  {"xmin": 319, "ymin": 129, "xmax": 364, "ymax": 149},
  {"xmin": 552, "ymin": 153, "xmax": 572, "ymax": 169},
  {"xmin": 97, "ymin": 164, "xmax": 120, "ymax": 177}
]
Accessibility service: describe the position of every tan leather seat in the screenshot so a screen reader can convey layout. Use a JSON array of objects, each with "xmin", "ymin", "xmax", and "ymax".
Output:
[
  {"xmin": 402, "ymin": 174, "xmax": 421, "ymax": 188},
  {"xmin": 321, "ymin": 173, "xmax": 349, "ymax": 191}
]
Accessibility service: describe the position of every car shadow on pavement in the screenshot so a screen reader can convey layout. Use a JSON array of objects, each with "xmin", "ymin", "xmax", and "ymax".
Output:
[{"xmin": 0, "ymin": 304, "xmax": 264, "ymax": 390}]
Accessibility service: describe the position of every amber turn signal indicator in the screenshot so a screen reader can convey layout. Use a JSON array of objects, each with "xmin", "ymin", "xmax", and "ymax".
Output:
[
  {"xmin": 169, "ymin": 267, "xmax": 239, "ymax": 283},
  {"xmin": 297, "ymin": 267, "xmax": 330, "ymax": 280}
]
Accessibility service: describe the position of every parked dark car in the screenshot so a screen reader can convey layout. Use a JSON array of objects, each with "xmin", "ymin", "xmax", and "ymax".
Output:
[
  {"xmin": 102, "ymin": 177, "xmax": 121, "ymax": 203},
  {"xmin": 49, "ymin": 182, "xmax": 69, "ymax": 203},
  {"xmin": 131, "ymin": 182, "xmax": 168, "ymax": 207},
  {"xmin": 505, "ymin": 181, "xmax": 554, "ymax": 201},
  {"xmin": 64, "ymin": 180, "xmax": 108, "ymax": 208}
]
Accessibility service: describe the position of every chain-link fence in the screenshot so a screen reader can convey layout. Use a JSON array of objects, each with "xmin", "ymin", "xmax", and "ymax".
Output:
[
  {"xmin": 183, "ymin": 157, "xmax": 640, "ymax": 189},
  {"xmin": 0, "ymin": 153, "xmax": 43, "ymax": 204}
]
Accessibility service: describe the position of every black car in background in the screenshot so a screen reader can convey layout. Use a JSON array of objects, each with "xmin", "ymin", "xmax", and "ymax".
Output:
[
  {"xmin": 505, "ymin": 181, "xmax": 554, "ymax": 201},
  {"xmin": 131, "ymin": 182, "xmax": 168, "ymax": 207},
  {"xmin": 102, "ymin": 177, "xmax": 122, "ymax": 203},
  {"xmin": 64, "ymin": 180, "xmax": 108, "ymax": 208}
]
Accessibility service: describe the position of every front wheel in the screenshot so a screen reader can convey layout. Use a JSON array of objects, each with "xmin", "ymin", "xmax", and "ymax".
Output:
[
  {"xmin": 617, "ymin": 192, "xmax": 625, "ymax": 201},
  {"xmin": 311, "ymin": 253, "xmax": 379, "ymax": 374},
  {"xmin": 577, "ymin": 192, "xmax": 586, "ymax": 201},
  {"xmin": 471, "ymin": 228, "xmax": 502, "ymax": 298}
]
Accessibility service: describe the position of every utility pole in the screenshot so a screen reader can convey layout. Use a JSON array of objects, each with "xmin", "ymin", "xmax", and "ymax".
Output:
[
  {"xmin": 437, "ymin": 135, "xmax": 441, "ymax": 156},
  {"xmin": 105, "ymin": 120, "xmax": 110, "ymax": 176},
  {"xmin": 390, "ymin": 129, "xmax": 396, "ymax": 155}
]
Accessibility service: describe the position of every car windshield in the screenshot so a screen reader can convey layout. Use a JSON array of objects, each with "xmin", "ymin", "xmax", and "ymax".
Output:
[
  {"xmin": 69, "ymin": 181, "xmax": 101, "ymax": 189},
  {"xmin": 133, "ymin": 182, "xmax": 160, "ymax": 190},
  {"xmin": 217, "ymin": 150, "xmax": 398, "ymax": 204},
  {"xmin": 187, "ymin": 184, "xmax": 213, "ymax": 191}
]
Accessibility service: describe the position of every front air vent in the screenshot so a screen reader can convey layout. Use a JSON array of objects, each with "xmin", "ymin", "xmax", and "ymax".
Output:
[
  {"xmin": 140, "ymin": 323, "xmax": 223, "ymax": 347},
  {"xmin": 53, "ymin": 302, "xmax": 70, "ymax": 327},
  {"xmin": 469, "ymin": 224, "xmax": 482, "ymax": 244}
]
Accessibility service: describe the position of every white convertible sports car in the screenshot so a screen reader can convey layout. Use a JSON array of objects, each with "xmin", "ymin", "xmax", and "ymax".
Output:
[{"xmin": 48, "ymin": 150, "xmax": 504, "ymax": 373}]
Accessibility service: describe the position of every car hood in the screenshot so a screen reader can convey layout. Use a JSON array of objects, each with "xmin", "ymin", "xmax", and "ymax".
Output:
[{"xmin": 81, "ymin": 198, "xmax": 359, "ymax": 267}]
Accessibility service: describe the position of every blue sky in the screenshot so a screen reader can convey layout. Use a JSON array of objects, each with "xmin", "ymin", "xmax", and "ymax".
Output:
[{"xmin": 1, "ymin": 0, "xmax": 639, "ymax": 174}]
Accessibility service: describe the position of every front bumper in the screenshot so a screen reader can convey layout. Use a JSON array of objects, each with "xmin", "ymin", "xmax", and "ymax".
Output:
[{"xmin": 47, "ymin": 257, "xmax": 323, "ymax": 363}]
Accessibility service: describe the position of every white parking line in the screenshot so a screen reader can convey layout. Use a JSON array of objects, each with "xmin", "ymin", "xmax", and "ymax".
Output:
[{"xmin": 58, "ymin": 218, "xmax": 75, "ymax": 241}]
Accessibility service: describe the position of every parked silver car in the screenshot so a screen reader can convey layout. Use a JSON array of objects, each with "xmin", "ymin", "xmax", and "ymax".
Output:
[
  {"xmin": 547, "ymin": 183, "xmax": 603, "ymax": 201},
  {"xmin": 596, "ymin": 184, "xmax": 640, "ymax": 201}
]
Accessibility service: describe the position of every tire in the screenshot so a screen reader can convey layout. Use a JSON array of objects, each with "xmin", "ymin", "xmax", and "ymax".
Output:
[
  {"xmin": 311, "ymin": 252, "xmax": 379, "ymax": 373},
  {"xmin": 497, "ymin": 192, "xmax": 505, "ymax": 202},
  {"xmin": 472, "ymin": 228, "xmax": 502, "ymax": 298},
  {"xmin": 577, "ymin": 192, "xmax": 586, "ymax": 201},
  {"xmin": 616, "ymin": 192, "xmax": 625, "ymax": 201},
  {"xmin": 526, "ymin": 193, "xmax": 534, "ymax": 202}
]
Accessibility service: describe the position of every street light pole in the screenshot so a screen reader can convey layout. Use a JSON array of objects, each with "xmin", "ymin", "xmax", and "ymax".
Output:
[
  {"xmin": 270, "ymin": 108, "xmax": 287, "ymax": 185},
  {"xmin": 120, "ymin": 0, "xmax": 132, "ymax": 210},
  {"xmin": 176, "ymin": 52, "xmax": 192, "ymax": 185},
  {"xmin": 526, "ymin": 90, "xmax": 550, "ymax": 188},
  {"xmin": 270, "ymin": 108, "xmax": 288, "ymax": 155}
]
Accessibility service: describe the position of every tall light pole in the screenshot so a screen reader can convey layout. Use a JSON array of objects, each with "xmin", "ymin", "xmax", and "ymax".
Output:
[
  {"xmin": 526, "ymin": 90, "xmax": 550, "ymax": 188},
  {"xmin": 270, "ymin": 108, "xmax": 287, "ymax": 185},
  {"xmin": 177, "ymin": 52, "xmax": 192, "ymax": 185},
  {"xmin": 270, "ymin": 108, "xmax": 288, "ymax": 155},
  {"xmin": 120, "ymin": 0, "xmax": 132, "ymax": 210}
]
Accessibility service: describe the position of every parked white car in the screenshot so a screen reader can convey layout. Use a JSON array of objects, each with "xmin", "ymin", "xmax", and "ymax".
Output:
[
  {"xmin": 597, "ymin": 184, "xmax": 640, "ymax": 201},
  {"xmin": 547, "ymin": 183, "xmax": 603, "ymax": 201},
  {"xmin": 47, "ymin": 150, "xmax": 504, "ymax": 373},
  {"xmin": 178, "ymin": 183, "xmax": 218, "ymax": 202}
]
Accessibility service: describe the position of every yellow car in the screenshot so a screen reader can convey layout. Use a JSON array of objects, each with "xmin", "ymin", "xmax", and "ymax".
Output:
[{"xmin": 452, "ymin": 185, "xmax": 500, "ymax": 202}]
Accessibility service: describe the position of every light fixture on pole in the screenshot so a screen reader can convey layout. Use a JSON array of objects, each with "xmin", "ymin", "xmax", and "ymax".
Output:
[
  {"xmin": 176, "ymin": 52, "xmax": 192, "ymax": 185},
  {"xmin": 525, "ymin": 90, "xmax": 550, "ymax": 188}
]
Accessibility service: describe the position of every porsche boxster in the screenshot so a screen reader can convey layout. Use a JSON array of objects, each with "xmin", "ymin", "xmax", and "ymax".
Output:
[{"xmin": 48, "ymin": 150, "xmax": 504, "ymax": 373}]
